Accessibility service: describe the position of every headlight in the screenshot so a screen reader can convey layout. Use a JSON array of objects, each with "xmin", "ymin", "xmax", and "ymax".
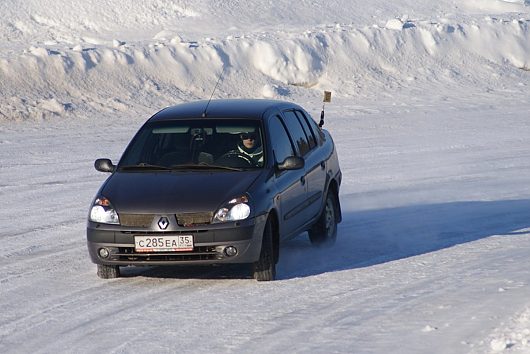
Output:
[
  {"xmin": 213, "ymin": 195, "xmax": 251, "ymax": 223},
  {"xmin": 89, "ymin": 196, "xmax": 120, "ymax": 225}
]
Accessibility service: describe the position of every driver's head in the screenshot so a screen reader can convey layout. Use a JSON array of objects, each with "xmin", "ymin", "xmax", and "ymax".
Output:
[{"xmin": 240, "ymin": 132, "xmax": 257, "ymax": 150}]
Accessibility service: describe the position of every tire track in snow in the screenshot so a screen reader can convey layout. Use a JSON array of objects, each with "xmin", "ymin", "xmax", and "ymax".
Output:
[{"xmin": 0, "ymin": 271, "xmax": 254, "ymax": 353}]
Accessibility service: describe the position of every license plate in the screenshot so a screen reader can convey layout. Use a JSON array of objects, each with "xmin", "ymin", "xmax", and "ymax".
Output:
[{"xmin": 134, "ymin": 235, "xmax": 194, "ymax": 252}]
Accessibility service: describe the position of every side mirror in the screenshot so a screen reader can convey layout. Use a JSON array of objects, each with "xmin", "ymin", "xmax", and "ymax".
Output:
[
  {"xmin": 94, "ymin": 158, "xmax": 116, "ymax": 173},
  {"xmin": 277, "ymin": 156, "xmax": 304, "ymax": 171}
]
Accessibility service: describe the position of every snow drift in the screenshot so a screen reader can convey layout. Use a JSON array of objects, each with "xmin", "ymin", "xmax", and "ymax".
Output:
[{"xmin": 0, "ymin": 0, "xmax": 529, "ymax": 121}]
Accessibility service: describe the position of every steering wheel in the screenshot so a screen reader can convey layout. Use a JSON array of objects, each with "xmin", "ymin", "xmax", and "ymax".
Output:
[{"xmin": 216, "ymin": 151, "xmax": 255, "ymax": 168}]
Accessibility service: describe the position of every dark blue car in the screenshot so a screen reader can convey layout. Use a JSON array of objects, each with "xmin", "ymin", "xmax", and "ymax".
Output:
[{"xmin": 87, "ymin": 99, "xmax": 342, "ymax": 281}]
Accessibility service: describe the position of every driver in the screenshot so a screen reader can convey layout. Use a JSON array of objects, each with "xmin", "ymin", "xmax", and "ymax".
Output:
[{"xmin": 237, "ymin": 132, "xmax": 263, "ymax": 166}]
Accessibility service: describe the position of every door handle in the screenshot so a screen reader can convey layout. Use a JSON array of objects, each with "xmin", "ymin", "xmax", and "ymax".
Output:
[{"xmin": 300, "ymin": 176, "xmax": 306, "ymax": 185}]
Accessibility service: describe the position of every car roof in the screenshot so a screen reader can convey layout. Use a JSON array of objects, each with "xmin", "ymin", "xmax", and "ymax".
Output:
[{"xmin": 149, "ymin": 99, "xmax": 301, "ymax": 122}]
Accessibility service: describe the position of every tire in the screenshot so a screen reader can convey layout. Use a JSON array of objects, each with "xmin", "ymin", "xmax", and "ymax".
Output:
[
  {"xmin": 252, "ymin": 218, "xmax": 276, "ymax": 281},
  {"xmin": 97, "ymin": 264, "xmax": 120, "ymax": 279},
  {"xmin": 308, "ymin": 191, "xmax": 338, "ymax": 247}
]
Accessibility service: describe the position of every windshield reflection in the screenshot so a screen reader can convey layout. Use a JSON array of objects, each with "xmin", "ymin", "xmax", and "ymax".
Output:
[{"xmin": 119, "ymin": 119, "xmax": 265, "ymax": 170}]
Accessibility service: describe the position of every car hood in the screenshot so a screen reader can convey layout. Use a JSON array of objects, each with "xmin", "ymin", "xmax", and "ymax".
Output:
[{"xmin": 100, "ymin": 170, "xmax": 263, "ymax": 214}]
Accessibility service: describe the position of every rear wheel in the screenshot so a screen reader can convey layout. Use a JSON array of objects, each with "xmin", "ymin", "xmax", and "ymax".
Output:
[
  {"xmin": 252, "ymin": 218, "xmax": 276, "ymax": 281},
  {"xmin": 97, "ymin": 264, "xmax": 120, "ymax": 279},
  {"xmin": 308, "ymin": 192, "xmax": 338, "ymax": 247}
]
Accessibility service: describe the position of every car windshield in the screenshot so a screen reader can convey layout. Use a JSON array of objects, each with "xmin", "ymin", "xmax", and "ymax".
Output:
[{"xmin": 119, "ymin": 119, "xmax": 265, "ymax": 170}]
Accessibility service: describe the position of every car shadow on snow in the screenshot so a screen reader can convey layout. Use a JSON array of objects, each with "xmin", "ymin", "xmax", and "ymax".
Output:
[
  {"xmin": 277, "ymin": 199, "xmax": 530, "ymax": 280},
  {"xmin": 118, "ymin": 199, "xmax": 530, "ymax": 281}
]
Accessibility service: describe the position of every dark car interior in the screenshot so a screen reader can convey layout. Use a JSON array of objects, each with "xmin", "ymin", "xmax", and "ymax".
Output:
[{"xmin": 121, "ymin": 121, "xmax": 264, "ymax": 169}]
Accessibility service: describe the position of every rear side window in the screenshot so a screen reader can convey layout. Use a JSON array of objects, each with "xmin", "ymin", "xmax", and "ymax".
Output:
[
  {"xmin": 294, "ymin": 110, "xmax": 316, "ymax": 149},
  {"xmin": 300, "ymin": 110, "xmax": 324, "ymax": 143},
  {"xmin": 282, "ymin": 111, "xmax": 310, "ymax": 156},
  {"xmin": 268, "ymin": 115, "xmax": 294, "ymax": 164}
]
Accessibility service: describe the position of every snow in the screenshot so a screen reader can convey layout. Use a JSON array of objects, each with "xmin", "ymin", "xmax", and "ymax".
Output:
[{"xmin": 1, "ymin": 0, "xmax": 530, "ymax": 353}]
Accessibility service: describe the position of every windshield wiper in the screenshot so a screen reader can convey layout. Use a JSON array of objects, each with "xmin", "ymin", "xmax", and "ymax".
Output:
[
  {"xmin": 120, "ymin": 163, "xmax": 245, "ymax": 172},
  {"xmin": 169, "ymin": 164, "xmax": 244, "ymax": 172},
  {"xmin": 120, "ymin": 163, "xmax": 171, "ymax": 171}
]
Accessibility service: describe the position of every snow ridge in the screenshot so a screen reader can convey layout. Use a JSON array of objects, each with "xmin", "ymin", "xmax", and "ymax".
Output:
[{"xmin": 1, "ymin": 15, "xmax": 529, "ymax": 121}]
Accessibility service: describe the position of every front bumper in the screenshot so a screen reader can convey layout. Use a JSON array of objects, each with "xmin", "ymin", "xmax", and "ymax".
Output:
[{"xmin": 87, "ymin": 214, "xmax": 267, "ymax": 266}]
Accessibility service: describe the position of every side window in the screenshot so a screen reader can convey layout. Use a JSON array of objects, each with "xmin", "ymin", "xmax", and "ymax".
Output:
[
  {"xmin": 268, "ymin": 115, "xmax": 294, "ymax": 164},
  {"xmin": 294, "ymin": 110, "xmax": 316, "ymax": 149},
  {"xmin": 299, "ymin": 110, "xmax": 324, "ymax": 143},
  {"xmin": 282, "ymin": 111, "xmax": 310, "ymax": 156}
]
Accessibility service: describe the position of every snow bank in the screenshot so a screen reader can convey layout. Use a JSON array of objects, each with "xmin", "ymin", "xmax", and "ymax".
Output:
[
  {"xmin": 2, "ymin": 17, "xmax": 529, "ymax": 121},
  {"xmin": 0, "ymin": 0, "xmax": 529, "ymax": 121}
]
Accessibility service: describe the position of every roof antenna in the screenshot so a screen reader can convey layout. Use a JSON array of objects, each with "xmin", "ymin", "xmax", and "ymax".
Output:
[
  {"xmin": 319, "ymin": 91, "xmax": 332, "ymax": 128},
  {"xmin": 202, "ymin": 70, "xmax": 224, "ymax": 118}
]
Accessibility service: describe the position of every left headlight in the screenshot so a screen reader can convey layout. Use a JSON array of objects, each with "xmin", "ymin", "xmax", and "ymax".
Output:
[
  {"xmin": 213, "ymin": 195, "xmax": 251, "ymax": 223},
  {"xmin": 89, "ymin": 196, "xmax": 120, "ymax": 225}
]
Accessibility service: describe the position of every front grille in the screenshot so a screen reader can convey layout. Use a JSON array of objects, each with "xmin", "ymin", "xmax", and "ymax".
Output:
[
  {"xmin": 120, "ymin": 214, "xmax": 155, "ymax": 228},
  {"xmin": 114, "ymin": 246, "xmax": 220, "ymax": 262},
  {"xmin": 118, "ymin": 212, "xmax": 214, "ymax": 228},
  {"xmin": 176, "ymin": 212, "xmax": 213, "ymax": 226}
]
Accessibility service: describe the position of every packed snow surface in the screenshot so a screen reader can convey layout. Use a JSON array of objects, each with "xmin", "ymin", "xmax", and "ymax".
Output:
[{"xmin": 1, "ymin": 0, "xmax": 530, "ymax": 353}]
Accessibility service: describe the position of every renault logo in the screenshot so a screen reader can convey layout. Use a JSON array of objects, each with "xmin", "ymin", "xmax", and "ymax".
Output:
[{"xmin": 158, "ymin": 217, "xmax": 169, "ymax": 230}]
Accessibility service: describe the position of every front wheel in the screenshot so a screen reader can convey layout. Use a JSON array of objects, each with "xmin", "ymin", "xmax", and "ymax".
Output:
[
  {"xmin": 252, "ymin": 218, "xmax": 276, "ymax": 281},
  {"xmin": 308, "ymin": 192, "xmax": 338, "ymax": 247},
  {"xmin": 97, "ymin": 264, "xmax": 120, "ymax": 279}
]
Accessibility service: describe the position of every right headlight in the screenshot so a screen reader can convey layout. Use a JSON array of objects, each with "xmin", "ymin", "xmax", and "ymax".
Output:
[
  {"xmin": 213, "ymin": 195, "xmax": 251, "ymax": 223},
  {"xmin": 89, "ymin": 196, "xmax": 120, "ymax": 225}
]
